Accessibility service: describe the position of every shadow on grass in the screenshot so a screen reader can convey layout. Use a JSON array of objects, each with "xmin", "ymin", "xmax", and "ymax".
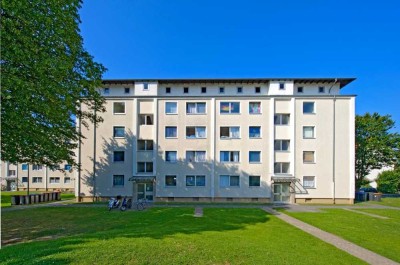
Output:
[{"xmin": 0, "ymin": 207, "xmax": 269, "ymax": 265}]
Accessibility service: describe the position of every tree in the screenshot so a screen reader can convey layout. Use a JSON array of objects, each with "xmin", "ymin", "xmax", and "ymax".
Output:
[
  {"xmin": 355, "ymin": 113, "xmax": 400, "ymax": 188},
  {"xmin": 376, "ymin": 169, "xmax": 400, "ymax": 194},
  {"xmin": 1, "ymin": 1, "xmax": 106, "ymax": 168}
]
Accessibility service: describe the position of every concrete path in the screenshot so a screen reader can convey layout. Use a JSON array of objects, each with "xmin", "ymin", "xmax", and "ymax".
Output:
[
  {"xmin": 343, "ymin": 208, "xmax": 389, "ymax": 219},
  {"xmin": 262, "ymin": 207, "xmax": 399, "ymax": 265}
]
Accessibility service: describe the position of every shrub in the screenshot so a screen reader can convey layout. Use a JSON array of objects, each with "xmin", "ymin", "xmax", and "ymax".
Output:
[{"xmin": 377, "ymin": 169, "xmax": 400, "ymax": 194}]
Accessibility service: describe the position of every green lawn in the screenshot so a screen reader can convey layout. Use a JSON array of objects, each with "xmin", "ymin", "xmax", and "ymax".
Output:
[
  {"xmin": 0, "ymin": 207, "xmax": 365, "ymax": 265},
  {"xmin": 368, "ymin": 197, "xmax": 400, "ymax": 207},
  {"xmin": 1, "ymin": 191, "xmax": 75, "ymax": 208},
  {"xmin": 284, "ymin": 208, "xmax": 400, "ymax": 263}
]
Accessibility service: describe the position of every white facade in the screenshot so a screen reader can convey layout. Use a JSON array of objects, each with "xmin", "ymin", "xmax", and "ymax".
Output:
[{"xmin": 77, "ymin": 78, "xmax": 356, "ymax": 204}]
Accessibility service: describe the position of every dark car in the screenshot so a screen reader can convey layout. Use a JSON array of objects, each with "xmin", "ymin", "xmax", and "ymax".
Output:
[{"xmin": 359, "ymin": 187, "xmax": 378, "ymax": 193}]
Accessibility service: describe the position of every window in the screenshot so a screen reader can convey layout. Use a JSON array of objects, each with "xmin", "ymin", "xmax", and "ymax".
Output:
[
  {"xmin": 104, "ymin": 88, "xmax": 110, "ymax": 94},
  {"xmin": 186, "ymin": 102, "xmax": 206, "ymax": 114},
  {"xmin": 249, "ymin": 151, "xmax": 261, "ymax": 163},
  {"xmin": 113, "ymin": 126, "xmax": 125, "ymax": 138},
  {"xmin": 33, "ymin": 177, "xmax": 42, "ymax": 183},
  {"xmin": 274, "ymin": 162, "xmax": 290, "ymax": 174},
  {"xmin": 22, "ymin": 164, "xmax": 28, "ymax": 171},
  {"xmin": 274, "ymin": 140, "xmax": 290, "ymax": 151},
  {"xmin": 303, "ymin": 176, "xmax": 315, "ymax": 188},
  {"xmin": 64, "ymin": 164, "xmax": 72, "ymax": 171},
  {"xmin": 140, "ymin": 114, "xmax": 153, "ymax": 125},
  {"xmin": 249, "ymin": 102, "xmax": 261, "ymax": 114},
  {"xmin": 165, "ymin": 175, "xmax": 177, "ymax": 186},
  {"xmin": 220, "ymin": 175, "xmax": 239, "ymax": 187},
  {"xmin": 249, "ymin": 176, "xmax": 260, "ymax": 187},
  {"xmin": 143, "ymin": 83, "xmax": 149, "ymax": 90},
  {"xmin": 183, "ymin": 87, "xmax": 189, "ymax": 93},
  {"xmin": 113, "ymin": 175, "xmax": 124, "ymax": 186},
  {"xmin": 220, "ymin": 102, "xmax": 240, "ymax": 114},
  {"xmin": 186, "ymin": 151, "xmax": 206, "ymax": 162},
  {"xmin": 237, "ymin": 87, "xmax": 242, "ymax": 93},
  {"xmin": 186, "ymin": 126, "xmax": 206, "ymax": 138},
  {"xmin": 165, "ymin": 127, "xmax": 177, "ymax": 138},
  {"xmin": 33, "ymin": 165, "xmax": 42, "ymax": 171},
  {"xmin": 165, "ymin": 151, "xmax": 177, "ymax": 162},
  {"xmin": 64, "ymin": 177, "xmax": 71, "ymax": 184},
  {"xmin": 124, "ymin": 87, "xmax": 130, "ymax": 94},
  {"xmin": 220, "ymin": 151, "xmax": 240, "ymax": 162},
  {"xmin": 303, "ymin": 151, "xmax": 315, "ymax": 163},
  {"xmin": 50, "ymin": 177, "xmax": 60, "ymax": 184},
  {"xmin": 249, "ymin": 126, "xmax": 261, "ymax": 138},
  {"xmin": 186, "ymin": 175, "xmax": 206, "ymax": 187},
  {"xmin": 137, "ymin": 162, "xmax": 153, "ymax": 173},
  {"xmin": 279, "ymin": 83, "xmax": 285, "ymax": 90},
  {"xmin": 165, "ymin": 102, "xmax": 177, "ymax": 114},
  {"xmin": 303, "ymin": 126, "xmax": 315, "ymax": 139},
  {"xmin": 201, "ymin": 87, "xmax": 207, "ymax": 93},
  {"xmin": 138, "ymin": 140, "xmax": 154, "ymax": 151},
  {"xmin": 220, "ymin": 126, "xmax": 240, "ymax": 139},
  {"xmin": 113, "ymin": 151, "xmax": 125, "ymax": 162},
  {"xmin": 319, "ymin": 86, "xmax": 325, "ymax": 93},
  {"xmin": 22, "ymin": 177, "xmax": 28, "ymax": 183},
  {"xmin": 303, "ymin": 102, "xmax": 315, "ymax": 114},
  {"xmin": 50, "ymin": 165, "xmax": 60, "ymax": 171},
  {"xmin": 297, "ymin": 87, "xmax": 303, "ymax": 93},
  {"xmin": 274, "ymin": 114, "xmax": 290, "ymax": 125},
  {"xmin": 219, "ymin": 87, "xmax": 225, "ymax": 93},
  {"xmin": 166, "ymin": 87, "xmax": 171, "ymax": 94},
  {"xmin": 8, "ymin": 170, "xmax": 16, "ymax": 176},
  {"xmin": 255, "ymin": 87, "xmax": 261, "ymax": 93},
  {"xmin": 113, "ymin": 102, "xmax": 125, "ymax": 114}
]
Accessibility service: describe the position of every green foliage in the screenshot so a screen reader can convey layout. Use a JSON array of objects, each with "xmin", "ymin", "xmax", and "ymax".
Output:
[
  {"xmin": 377, "ymin": 169, "xmax": 400, "ymax": 194},
  {"xmin": 1, "ymin": 1, "xmax": 106, "ymax": 167},
  {"xmin": 355, "ymin": 113, "xmax": 400, "ymax": 188}
]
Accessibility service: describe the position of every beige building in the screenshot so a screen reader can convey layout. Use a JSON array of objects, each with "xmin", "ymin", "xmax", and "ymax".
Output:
[
  {"xmin": 0, "ymin": 162, "xmax": 75, "ymax": 192},
  {"xmin": 77, "ymin": 78, "xmax": 356, "ymax": 204}
]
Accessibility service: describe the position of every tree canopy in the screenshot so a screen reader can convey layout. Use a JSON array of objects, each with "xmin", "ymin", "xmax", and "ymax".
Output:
[
  {"xmin": 355, "ymin": 113, "xmax": 400, "ymax": 188},
  {"xmin": 1, "ymin": 0, "xmax": 106, "ymax": 167}
]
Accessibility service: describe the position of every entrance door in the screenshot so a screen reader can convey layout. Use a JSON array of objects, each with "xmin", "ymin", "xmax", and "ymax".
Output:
[
  {"xmin": 273, "ymin": 183, "xmax": 290, "ymax": 203},
  {"xmin": 137, "ymin": 183, "xmax": 154, "ymax": 201}
]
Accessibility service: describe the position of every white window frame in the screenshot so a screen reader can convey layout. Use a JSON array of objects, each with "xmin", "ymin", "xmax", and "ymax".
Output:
[
  {"xmin": 113, "ymin": 175, "xmax": 124, "ymax": 187},
  {"xmin": 137, "ymin": 162, "xmax": 153, "ymax": 173},
  {"xmin": 303, "ymin": 176, "xmax": 316, "ymax": 188},
  {"xmin": 303, "ymin": 126, "xmax": 315, "ymax": 139},
  {"xmin": 303, "ymin": 102, "xmax": 315, "ymax": 114},
  {"xmin": 274, "ymin": 140, "xmax": 290, "ymax": 151},
  {"xmin": 186, "ymin": 151, "xmax": 206, "ymax": 162},
  {"xmin": 165, "ymin": 175, "xmax": 177, "ymax": 187},
  {"xmin": 220, "ymin": 151, "xmax": 240, "ymax": 163},
  {"xmin": 137, "ymin": 140, "xmax": 154, "ymax": 151},
  {"xmin": 165, "ymin": 126, "xmax": 178, "ymax": 138},
  {"xmin": 220, "ymin": 126, "xmax": 240, "ymax": 139},
  {"xmin": 249, "ymin": 151, "xmax": 261, "ymax": 163},
  {"xmin": 249, "ymin": 126, "xmax": 261, "ymax": 138},
  {"xmin": 64, "ymin": 177, "xmax": 71, "ymax": 184},
  {"xmin": 113, "ymin": 126, "xmax": 125, "ymax": 138},
  {"xmin": 220, "ymin": 102, "xmax": 240, "ymax": 114},
  {"xmin": 113, "ymin": 101, "xmax": 126, "ymax": 115},
  {"xmin": 274, "ymin": 114, "xmax": 290, "ymax": 125},
  {"xmin": 186, "ymin": 126, "xmax": 206, "ymax": 139},
  {"xmin": 32, "ymin": 165, "xmax": 43, "ymax": 171},
  {"xmin": 165, "ymin": 102, "xmax": 178, "ymax": 114},
  {"xmin": 33, "ymin": 177, "xmax": 43, "ymax": 183},
  {"xmin": 165, "ymin": 151, "xmax": 178, "ymax": 163},
  {"xmin": 186, "ymin": 175, "xmax": 206, "ymax": 187},
  {"xmin": 303, "ymin": 151, "xmax": 315, "ymax": 163},
  {"xmin": 186, "ymin": 102, "xmax": 206, "ymax": 114},
  {"xmin": 249, "ymin": 176, "xmax": 261, "ymax": 187},
  {"xmin": 50, "ymin": 177, "xmax": 60, "ymax": 184},
  {"xmin": 219, "ymin": 175, "xmax": 240, "ymax": 188},
  {"xmin": 113, "ymin": 151, "xmax": 125, "ymax": 163},
  {"xmin": 274, "ymin": 162, "xmax": 290, "ymax": 174},
  {"xmin": 249, "ymin": 102, "xmax": 261, "ymax": 114}
]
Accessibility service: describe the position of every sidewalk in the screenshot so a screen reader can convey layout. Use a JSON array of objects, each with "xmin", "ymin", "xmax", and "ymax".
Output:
[{"xmin": 262, "ymin": 207, "xmax": 399, "ymax": 265}]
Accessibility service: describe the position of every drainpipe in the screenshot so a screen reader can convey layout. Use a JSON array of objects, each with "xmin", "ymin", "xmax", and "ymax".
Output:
[
  {"xmin": 78, "ymin": 102, "xmax": 82, "ymax": 202},
  {"xmin": 93, "ymin": 109, "xmax": 97, "ymax": 202},
  {"xmin": 329, "ymin": 79, "xmax": 338, "ymax": 204}
]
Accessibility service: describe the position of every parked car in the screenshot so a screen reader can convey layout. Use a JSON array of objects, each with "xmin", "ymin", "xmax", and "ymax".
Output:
[{"xmin": 359, "ymin": 187, "xmax": 378, "ymax": 193}]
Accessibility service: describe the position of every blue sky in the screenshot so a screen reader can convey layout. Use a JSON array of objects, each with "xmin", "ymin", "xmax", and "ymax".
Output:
[{"xmin": 79, "ymin": 0, "xmax": 400, "ymax": 131}]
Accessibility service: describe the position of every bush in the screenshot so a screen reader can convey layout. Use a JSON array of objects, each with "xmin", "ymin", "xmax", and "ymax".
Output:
[{"xmin": 377, "ymin": 169, "xmax": 400, "ymax": 194}]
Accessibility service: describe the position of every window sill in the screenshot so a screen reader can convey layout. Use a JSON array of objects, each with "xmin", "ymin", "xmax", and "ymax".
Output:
[
  {"xmin": 249, "ymin": 113, "xmax": 262, "ymax": 115},
  {"xmin": 303, "ymin": 162, "xmax": 316, "ymax": 164},
  {"xmin": 249, "ymin": 186, "xmax": 261, "ymax": 188},
  {"xmin": 219, "ymin": 186, "xmax": 240, "ymax": 189},
  {"xmin": 113, "ymin": 161, "xmax": 125, "ymax": 163},
  {"xmin": 165, "ymin": 185, "xmax": 177, "ymax": 188},
  {"xmin": 137, "ymin": 150, "xmax": 153, "ymax": 152},
  {"xmin": 165, "ymin": 113, "xmax": 178, "ymax": 115},
  {"xmin": 274, "ymin": 124, "xmax": 290, "ymax": 126},
  {"xmin": 220, "ymin": 138, "xmax": 241, "ymax": 140},
  {"xmin": 303, "ymin": 113, "xmax": 316, "ymax": 115},
  {"xmin": 186, "ymin": 113, "xmax": 207, "ymax": 115},
  {"xmin": 185, "ymin": 186, "xmax": 206, "ymax": 188},
  {"xmin": 165, "ymin": 137, "xmax": 178, "ymax": 139},
  {"xmin": 249, "ymin": 137, "xmax": 262, "ymax": 139},
  {"xmin": 220, "ymin": 113, "xmax": 241, "ymax": 115},
  {"xmin": 249, "ymin": 162, "xmax": 261, "ymax": 164},
  {"xmin": 220, "ymin": 162, "xmax": 240, "ymax": 164},
  {"xmin": 113, "ymin": 186, "xmax": 125, "ymax": 188},
  {"xmin": 275, "ymin": 150, "xmax": 290, "ymax": 153},
  {"xmin": 113, "ymin": 113, "xmax": 126, "ymax": 115},
  {"xmin": 303, "ymin": 137, "xmax": 316, "ymax": 140},
  {"xmin": 186, "ymin": 137, "xmax": 207, "ymax": 140}
]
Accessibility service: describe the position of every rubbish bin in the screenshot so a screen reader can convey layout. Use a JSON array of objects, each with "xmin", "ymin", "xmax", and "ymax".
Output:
[
  {"xmin": 25, "ymin": 195, "xmax": 31, "ymax": 204},
  {"xmin": 56, "ymin": 192, "xmax": 61, "ymax": 201},
  {"xmin": 373, "ymin": 193, "xmax": 382, "ymax": 201},
  {"xmin": 30, "ymin": 194, "xmax": 36, "ymax": 204},
  {"xmin": 20, "ymin": 195, "xmax": 26, "ymax": 205},
  {"xmin": 11, "ymin": 195, "xmax": 20, "ymax": 205},
  {"xmin": 35, "ymin": 194, "xmax": 39, "ymax": 203},
  {"xmin": 367, "ymin": 192, "xmax": 375, "ymax": 201}
]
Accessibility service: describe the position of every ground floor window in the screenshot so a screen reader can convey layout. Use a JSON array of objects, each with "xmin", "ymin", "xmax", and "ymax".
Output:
[
  {"xmin": 220, "ymin": 175, "xmax": 240, "ymax": 187},
  {"xmin": 249, "ymin": 176, "xmax": 260, "ymax": 186},
  {"xmin": 33, "ymin": 177, "xmax": 42, "ymax": 183},
  {"xmin": 303, "ymin": 176, "xmax": 315, "ymax": 188},
  {"xmin": 113, "ymin": 175, "xmax": 124, "ymax": 187},
  {"xmin": 64, "ymin": 177, "xmax": 71, "ymax": 184},
  {"xmin": 186, "ymin": 175, "xmax": 206, "ymax": 186},
  {"xmin": 22, "ymin": 177, "xmax": 28, "ymax": 183},
  {"xmin": 50, "ymin": 177, "xmax": 60, "ymax": 184},
  {"xmin": 165, "ymin": 175, "xmax": 177, "ymax": 186}
]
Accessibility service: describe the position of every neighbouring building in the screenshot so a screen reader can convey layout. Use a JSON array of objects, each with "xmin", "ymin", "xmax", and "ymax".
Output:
[
  {"xmin": 77, "ymin": 78, "xmax": 356, "ymax": 204},
  {"xmin": 0, "ymin": 162, "xmax": 75, "ymax": 192}
]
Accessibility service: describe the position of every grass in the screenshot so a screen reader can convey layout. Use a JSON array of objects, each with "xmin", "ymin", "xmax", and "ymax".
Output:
[
  {"xmin": 284, "ymin": 208, "xmax": 400, "ymax": 262},
  {"xmin": 367, "ymin": 197, "xmax": 400, "ymax": 207},
  {"xmin": 1, "ymin": 191, "xmax": 75, "ymax": 208},
  {"xmin": 0, "ymin": 207, "xmax": 365, "ymax": 265}
]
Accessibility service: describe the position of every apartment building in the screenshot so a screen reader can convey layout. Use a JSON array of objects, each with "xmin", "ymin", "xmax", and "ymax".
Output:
[
  {"xmin": 0, "ymin": 162, "xmax": 75, "ymax": 192},
  {"xmin": 77, "ymin": 78, "xmax": 356, "ymax": 204}
]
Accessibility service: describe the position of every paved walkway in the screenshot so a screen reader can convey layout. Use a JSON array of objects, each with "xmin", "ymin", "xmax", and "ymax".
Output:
[{"xmin": 262, "ymin": 207, "xmax": 399, "ymax": 265}]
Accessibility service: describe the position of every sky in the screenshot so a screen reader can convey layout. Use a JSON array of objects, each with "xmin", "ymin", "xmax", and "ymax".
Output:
[{"xmin": 79, "ymin": 0, "xmax": 400, "ymax": 132}]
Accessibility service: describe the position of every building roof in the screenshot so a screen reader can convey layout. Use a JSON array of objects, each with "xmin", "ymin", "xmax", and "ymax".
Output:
[{"xmin": 102, "ymin": 78, "xmax": 356, "ymax": 88}]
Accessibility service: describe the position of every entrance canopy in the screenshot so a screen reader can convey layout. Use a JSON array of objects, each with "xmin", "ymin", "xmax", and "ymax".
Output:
[
  {"xmin": 272, "ymin": 176, "xmax": 296, "ymax": 183},
  {"xmin": 128, "ymin": 176, "xmax": 155, "ymax": 183}
]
